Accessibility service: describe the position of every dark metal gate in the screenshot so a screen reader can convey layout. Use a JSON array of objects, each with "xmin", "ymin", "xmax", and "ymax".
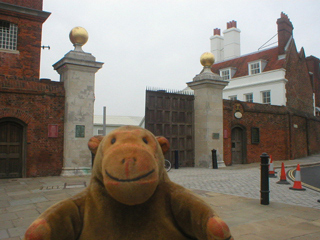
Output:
[{"xmin": 145, "ymin": 88, "xmax": 194, "ymax": 167}]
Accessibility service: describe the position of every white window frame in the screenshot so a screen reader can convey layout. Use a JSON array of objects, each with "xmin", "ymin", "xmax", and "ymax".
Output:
[
  {"xmin": 229, "ymin": 95, "xmax": 237, "ymax": 100},
  {"xmin": 249, "ymin": 61, "xmax": 260, "ymax": 75},
  {"xmin": 248, "ymin": 60, "xmax": 267, "ymax": 75},
  {"xmin": 220, "ymin": 69, "xmax": 231, "ymax": 80},
  {"xmin": 244, "ymin": 93, "xmax": 253, "ymax": 102},
  {"xmin": 261, "ymin": 91, "xmax": 271, "ymax": 104},
  {"xmin": 0, "ymin": 20, "xmax": 18, "ymax": 51},
  {"xmin": 219, "ymin": 67, "xmax": 237, "ymax": 80}
]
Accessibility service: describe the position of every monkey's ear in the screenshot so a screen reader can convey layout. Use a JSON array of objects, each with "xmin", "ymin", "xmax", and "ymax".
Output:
[
  {"xmin": 155, "ymin": 136, "xmax": 170, "ymax": 154},
  {"xmin": 88, "ymin": 135, "xmax": 104, "ymax": 155}
]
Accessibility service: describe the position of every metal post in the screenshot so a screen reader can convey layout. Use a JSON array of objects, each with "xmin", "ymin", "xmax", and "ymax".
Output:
[
  {"xmin": 103, "ymin": 106, "xmax": 106, "ymax": 135},
  {"xmin": 260, "ymin": 152, "xmax": 270, "ymax": 205},
  {"xmin": 91, "ymin": 152, "xmax": 95, "ymax": 167},
  {"xmin": 212, "ymin": 149, "xmax": 218, "ymax": 169},
  {"xmin": 174, "ymin": 150, "xmax": 179, "ymax": 169}
]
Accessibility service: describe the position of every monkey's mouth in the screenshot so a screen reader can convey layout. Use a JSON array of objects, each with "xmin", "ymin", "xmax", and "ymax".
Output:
[{"xmin": 105, "ymin": 169, "xmax": 155, "ymax": 182}]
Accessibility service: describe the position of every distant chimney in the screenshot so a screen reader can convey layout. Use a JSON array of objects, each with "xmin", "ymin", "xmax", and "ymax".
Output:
[
  {"xmin": 213, "ymin": 28, "xmax": 221, "ymax": 36},
  {"xmin": 210, "ymin": 28, "xmax": 224, "ymax": 62},
  {"xmin": 227, "ymin": 20, "xmax": 237, "ymax": 29},
  {"xmin": 277, "ymin": 12, "xmax": 293, "ymax": 55},
  {"xmin": 223, "ymin": 20, "xmax": 241, "ymax": 60}
]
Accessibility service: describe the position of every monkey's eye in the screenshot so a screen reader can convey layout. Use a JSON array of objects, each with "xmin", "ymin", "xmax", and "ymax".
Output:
[
  {"xmin": 142, "ymin": 137, "xmax": 148, "ymax": 144},
  {"xmin": 111, "ymin": 138, "xmax": 116, "ymax": 144}
]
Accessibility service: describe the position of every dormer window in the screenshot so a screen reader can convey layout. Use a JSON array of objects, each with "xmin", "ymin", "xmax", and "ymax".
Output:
[
  {"xmin": 249, "ymin": 62, "xmax": 260, "ymax": 74},
  {"xmin": 0, "ymin": 20, "xmax": 18, "ymax": 51},
  {"xmin": 248, "ymin": 60, "xmax": 267, "ymax": 75},
  {"xmin": 220, "ymin": 69, "xmax": 230, "ymax": 80},
  {"xmin": 219, "ymin": 67, "xmax": 236, "ymax": 80}
]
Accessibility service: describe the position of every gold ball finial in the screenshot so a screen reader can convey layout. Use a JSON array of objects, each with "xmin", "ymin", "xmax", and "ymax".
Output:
[
  {"xmin": 69, "ymin": 27, "xmax": 88, "ymax": 46},
  {"xmin": 200, "ymin": 52, "xmax": 215, "ymax": 67}
]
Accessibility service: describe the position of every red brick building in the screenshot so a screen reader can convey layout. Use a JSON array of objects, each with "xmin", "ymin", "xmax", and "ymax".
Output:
[
  {"xmin": 223, "ymin": 100, "xmax": 320, "ymax": 166},
  {"xmin": 306, "ymin": 55, "xmax": 320, "ymax": 116},
  {"xmin": 0, "ymin": 0, "xmax": 65, "ymax": 178},
  {"xmin": 210, "ymin": 13, "xmax": 320, "ymax": 165}
]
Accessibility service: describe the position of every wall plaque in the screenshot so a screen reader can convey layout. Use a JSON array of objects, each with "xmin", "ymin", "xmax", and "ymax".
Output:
[
  {"xmin": 212, "ymin": 133, "xmax": 220, "ymax": 139},
  {"xmin": 75, "ymin": 125, "xmax": 85, "ymax": 138},
  {"xmin": 48, "ymin": 124, "xmax": 58, "ymax": 138}
]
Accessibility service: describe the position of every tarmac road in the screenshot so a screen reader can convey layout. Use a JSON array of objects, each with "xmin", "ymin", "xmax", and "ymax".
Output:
[
  {"xmin": 287, "ymin": 165, "xmax": 320, "ymax": 192},
  {"xmin": 300, "ymin": 166, "xmax": 320, "ymax": 192},
  {"xmin": 301, "ymin": 165, "xmax": 320, "ymax": 189}
]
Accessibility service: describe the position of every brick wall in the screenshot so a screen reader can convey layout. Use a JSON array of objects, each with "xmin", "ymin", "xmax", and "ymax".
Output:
[
  {"xmin": 0, "ymin": 0, "xmax": 43, "ymax": 10},
  {"xmin": 223, "ymin": 100, "xmax": 291, "ymax": 165},
  {"xmin": 308, "ymin": 118, "xmax": 320, "ymax": 155},
  {"xmin": 285, "ymin": 42, "xmax": 314, "ymax": 114},
  {"xmin": 0, "ymin": 1, "xmax": 48, "ymax": 79},
  {"xmin": 306, "ymin": 56, "xmax": 320, "ymax": 108},
  {"xmin": 0, "ymin": 76, "xmax": 65, "ymax": 177},
  {"xmin": 289, "ymin": 115, "xmax": 308, "ymax": 159}
]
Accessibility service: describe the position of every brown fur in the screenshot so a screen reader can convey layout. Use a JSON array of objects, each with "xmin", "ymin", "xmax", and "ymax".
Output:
[{"xmin": 24, "ymin": 126, "xmax": 233, "ymax": 240}]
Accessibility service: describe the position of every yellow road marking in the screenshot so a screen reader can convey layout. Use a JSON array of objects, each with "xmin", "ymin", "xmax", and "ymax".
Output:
[{"xmin": 287, "ymin": 169, "xmax": 320, "ymax": 192}]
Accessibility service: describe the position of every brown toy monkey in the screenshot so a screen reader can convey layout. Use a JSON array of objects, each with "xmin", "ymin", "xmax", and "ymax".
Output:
[{"xmin": 25, "ymin": 126, "xmax": 233, "ymax": 240}]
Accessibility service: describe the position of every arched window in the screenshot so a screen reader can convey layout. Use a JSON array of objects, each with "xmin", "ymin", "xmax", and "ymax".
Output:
[{"xmin": 0, "ymin": 20, "xmax": 18, "ymax": 51}]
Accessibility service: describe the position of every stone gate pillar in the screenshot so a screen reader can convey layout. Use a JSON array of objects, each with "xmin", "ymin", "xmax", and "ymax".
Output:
[
  {"xmin": 53, "ymin": 27, "xmax": 103, "ymax": 176},
  {"xmin": 187, "ymin": 52, "xmax": 228, "ymax": 168}
]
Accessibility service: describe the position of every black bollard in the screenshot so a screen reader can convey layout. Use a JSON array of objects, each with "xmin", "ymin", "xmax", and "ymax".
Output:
[
  {"xmin": 91, "ymin": 152, "xmax": 95, "ymax": 167},
  {"xmin": 174, "ymin": 150, "xmax": 179, "ymax": 169},
  {"xmin": 212, "ymin": 149, "xmax": 218, "ymax": 169},
  {"xmin": 260, "ymin": 152, "xmax": 270, "ymax": 205}
]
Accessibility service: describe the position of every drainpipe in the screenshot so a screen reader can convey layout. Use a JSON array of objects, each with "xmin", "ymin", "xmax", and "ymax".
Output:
[
  {"xmin": 103, "ymin": 106, "xmax": 106, "ymax": 135},
  {"xmin": 288, "ymin": 112, "xmax": 293, "ymax": 159},
  {"xmin": 305, "ymin": 117, "xmax": 310, "ymax": 156}
]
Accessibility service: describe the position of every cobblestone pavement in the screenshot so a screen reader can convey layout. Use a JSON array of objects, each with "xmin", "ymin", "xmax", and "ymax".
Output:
[
  {"xmin": 168, "ymin": 166, "xmax": 320, "ymax": 210},
  {"xmin": 0, "ymin": 155, "xmax": 320, "ymax": 239}
]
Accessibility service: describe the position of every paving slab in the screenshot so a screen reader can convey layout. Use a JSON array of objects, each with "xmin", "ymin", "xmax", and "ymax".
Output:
[
  {"xmin": 0, "ymin": 154, "xmax": 319, "ymax": 240},
  {"xmin": 0, "ymin": 229, "xmax": 9, "ymax": 240}
]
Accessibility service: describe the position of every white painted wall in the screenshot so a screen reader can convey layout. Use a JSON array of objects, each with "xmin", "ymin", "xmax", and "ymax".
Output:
[{"xmin": 223, "ymin": 69, "xmax": 287, "ymax": 105}]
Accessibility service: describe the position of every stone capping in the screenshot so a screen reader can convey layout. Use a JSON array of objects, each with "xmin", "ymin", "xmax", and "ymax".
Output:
[
  {"xmin": 187, "ymin": 78, "xmax": 229, "ymax": 90},
  {"xmin": 53, "ymin": 51, "xmax": 104, "ymax": 72},
  {"xmin": 193, "ymin": 66, "xmax": 223, "ymax": 81}
]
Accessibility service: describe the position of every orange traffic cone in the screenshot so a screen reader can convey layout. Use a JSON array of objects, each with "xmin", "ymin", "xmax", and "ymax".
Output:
[
  {"xmin": 289, "ymin": 164, "xmax": 306, "ymax": 191},
  {"xmin": 277, "ymin": 162, "xmax": 290, "ymax": 184},
  {"xmin": 268, "ymin": 155, "xmax": 277, "ymax": 178}
]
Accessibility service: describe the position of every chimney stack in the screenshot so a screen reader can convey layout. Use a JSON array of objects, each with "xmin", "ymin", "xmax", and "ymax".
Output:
[
  {"xmin": 223, "ymin": 20, "xmax": 241, "ymax": 60},
  {"xmin": 277, "ymin": 12, "xmax": 293, "ymax": 55},
  {"xmin": 227, "ymin": 20, "xmax": 237, "ymax": 29},
  {"xmin": 210, "ymin": 28, "xmax": 224, "ymax": 62},
  {"xmin": 213, "ymin": 28, "xmax": 221, "ymax": 36}
]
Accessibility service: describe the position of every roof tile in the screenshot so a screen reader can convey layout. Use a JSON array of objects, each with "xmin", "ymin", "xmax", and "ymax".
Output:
[{"xmin": 211, "ymin": 47, "xmax": 285, "ymax": 78}]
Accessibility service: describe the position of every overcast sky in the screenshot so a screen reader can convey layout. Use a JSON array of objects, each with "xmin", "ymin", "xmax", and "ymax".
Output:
[{"xmin": 40, "ymin": 0, "xmax": 320, "ymax": 117}]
